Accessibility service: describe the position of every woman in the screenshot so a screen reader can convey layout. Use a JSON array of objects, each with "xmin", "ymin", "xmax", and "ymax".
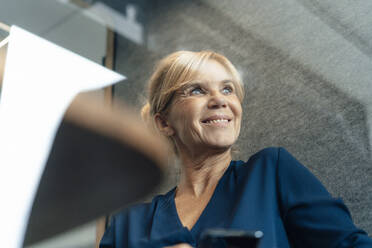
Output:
[{"xmin": 100, "ymin": 51, "xmax": 372, "ymax": 248}]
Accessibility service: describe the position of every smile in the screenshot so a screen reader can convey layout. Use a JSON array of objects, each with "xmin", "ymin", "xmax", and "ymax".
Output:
[
  {"xmin": 204, "ymin": 119, "xmax": 229, "ymax": 124},
  {"xmin": 201, "ymin": 115, "xmax": 232, "ymax": 125}
]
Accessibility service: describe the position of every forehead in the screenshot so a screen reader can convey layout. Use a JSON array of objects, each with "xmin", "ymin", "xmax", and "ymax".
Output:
[{"xmin": 191, "ymin": 60, "xmax": 233, "ymax": 83}]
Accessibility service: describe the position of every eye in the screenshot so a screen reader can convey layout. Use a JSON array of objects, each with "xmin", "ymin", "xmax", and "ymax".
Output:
[
  {"xmin": 222, "ymin": 86, "xmax": 233, "ymax": 94},
  {"xmin": 190, "ymin": 87, "xmax": 204, "ymax": 95}
]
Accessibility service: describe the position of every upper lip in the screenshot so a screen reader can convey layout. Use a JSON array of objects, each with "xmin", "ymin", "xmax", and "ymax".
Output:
[{"xmin": 201, "ymin": 115, "xmax": 232, "ymax": 123}]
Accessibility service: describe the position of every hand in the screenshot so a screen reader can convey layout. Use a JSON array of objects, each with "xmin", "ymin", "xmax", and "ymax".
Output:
[{"xmin": 163, "ymin": 243, "xmax": 193, "ymax": 248}]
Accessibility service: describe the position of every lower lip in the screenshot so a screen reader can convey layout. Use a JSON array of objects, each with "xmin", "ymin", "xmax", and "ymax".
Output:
[{"xmin": 202, "ymin": 120, "xmax": 230, "ymax": 127}]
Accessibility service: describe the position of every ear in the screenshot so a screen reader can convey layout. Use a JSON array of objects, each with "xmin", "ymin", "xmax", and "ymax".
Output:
[{"xmin": 154, "ymin": 113, "xmax": 175, "ymax": 136}]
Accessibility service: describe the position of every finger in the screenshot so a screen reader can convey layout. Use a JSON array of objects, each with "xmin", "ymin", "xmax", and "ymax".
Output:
[{"xmin": 163, "ymin": 243, "xmax": 193, "ymax": 248}]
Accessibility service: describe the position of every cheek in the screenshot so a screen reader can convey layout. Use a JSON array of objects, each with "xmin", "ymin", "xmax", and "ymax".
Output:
[
  {"xmin": 169, "ymin": 100, "xmax": 200, "ymax": 133},
  {"xmin": 232, "ymin": 99, "xmax": 243, "ymax": 119},
  {"xmin": 232, "ymin": 101, "xmax": 243, "ymax": 134}
]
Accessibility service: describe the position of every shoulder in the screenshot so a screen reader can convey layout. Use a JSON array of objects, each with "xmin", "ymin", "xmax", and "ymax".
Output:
[
  {"xmin": 228, "ymin": 147, "xmax": 283, "ymax": 183},
  {"xmin": 249, "ymin": 147, "xmax": 295, "ymax": 160},
  {"xmin": 100, "ymin": 189, "xmax": 175, "ymax": 247},
  {"xmin": 236, "ymin": 146, "xmax": 282, "ymax": 169},
  {"xmin": 246, "ymin": 147, "xmax": 315, "ymax": 178},
  {"xmin": 231, "ymin": 147, "xmax": 301, "ymax": 179},
  {"xmin": 246, "ymin": 147, "xmax": 298, "ymax": 170},
  {"xmin": 251, "ymin": 146, "xmax": 280, "ymax": 159},
  {"xmin": 112, "ymin": 187, "xmax": 175, "ymax": 224}
]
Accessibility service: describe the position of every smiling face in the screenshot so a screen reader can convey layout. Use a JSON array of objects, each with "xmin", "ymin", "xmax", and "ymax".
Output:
[{"xmin": 163, "ymin": 59, "xmax": 243, "ymax": 155}]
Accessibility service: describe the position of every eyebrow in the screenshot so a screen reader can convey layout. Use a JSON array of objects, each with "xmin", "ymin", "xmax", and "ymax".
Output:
[
  {"xmin": 179, "ymin": 79, "xmax": 236, "ymax": 93},
  {"xmin": 220, "ymin": 79, "xmax": 235, "ymax": 85},
  {"xmin": 185, "ymin": 79, "xmax": 234, "ymax": 86},
  {"xmin": 179, "ymin": 81, "xmax": 202, "ymax": 91}
]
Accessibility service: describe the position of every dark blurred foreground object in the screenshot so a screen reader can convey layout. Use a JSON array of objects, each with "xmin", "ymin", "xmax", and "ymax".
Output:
[
  {"xmin": 23, "ymin": 94, "xmax": 168, "ymax": 246},
  {"xmin": 199, "ymin": 229, "xmax": 263, "ymax": 248}
]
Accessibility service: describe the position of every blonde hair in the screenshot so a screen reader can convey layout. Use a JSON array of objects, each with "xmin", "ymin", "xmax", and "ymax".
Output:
[{"xmin": 141, "ymin": 50, "xmax": 244, "ymax": 151}]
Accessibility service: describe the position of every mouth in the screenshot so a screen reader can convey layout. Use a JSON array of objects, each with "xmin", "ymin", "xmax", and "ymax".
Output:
[{"xmin": 201, "ymin": 115, "xmax": 232, "ymax": 125}]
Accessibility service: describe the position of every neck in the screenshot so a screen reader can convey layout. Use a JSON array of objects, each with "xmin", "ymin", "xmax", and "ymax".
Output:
[{"xmin": 177, "ymin": 148, "xmax": 232, "ymax": 197}]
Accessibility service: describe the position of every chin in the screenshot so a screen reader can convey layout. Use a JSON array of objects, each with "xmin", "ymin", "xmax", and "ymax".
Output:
[{"xmin": 207, "ymin": 140, "xmax": 235, "ymax": 150}]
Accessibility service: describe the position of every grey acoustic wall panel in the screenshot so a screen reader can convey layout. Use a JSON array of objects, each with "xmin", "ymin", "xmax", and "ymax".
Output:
[{"xmin": 112, "ymin": 0, "xmax": 372, "ymax": 235}]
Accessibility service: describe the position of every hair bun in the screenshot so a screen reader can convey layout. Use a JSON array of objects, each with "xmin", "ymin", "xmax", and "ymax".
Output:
[{"xmin": 141, "ymin": 103, "xmax": 151, "ymax": 124}]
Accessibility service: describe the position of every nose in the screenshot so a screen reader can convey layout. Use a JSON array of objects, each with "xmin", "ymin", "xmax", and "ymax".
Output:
[{"xmin": 207, "ymin": 93, "xmax": 227, "ymax": 109}]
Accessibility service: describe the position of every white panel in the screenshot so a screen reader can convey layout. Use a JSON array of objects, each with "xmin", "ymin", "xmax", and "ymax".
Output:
[{"xmin": 0, "ymin": 26, "xmax": 124, "ymax": 248}]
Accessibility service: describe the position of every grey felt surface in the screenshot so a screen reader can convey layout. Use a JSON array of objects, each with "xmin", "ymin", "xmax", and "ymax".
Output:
[{"xmin": 112, "ymin": 0, "xmax": 372, "ymax": 235}]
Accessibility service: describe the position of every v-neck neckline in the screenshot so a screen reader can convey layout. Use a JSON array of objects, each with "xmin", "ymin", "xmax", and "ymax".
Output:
[{"xmin": 170, "ymin": 160, "xmax": 235, "ymax": 235}]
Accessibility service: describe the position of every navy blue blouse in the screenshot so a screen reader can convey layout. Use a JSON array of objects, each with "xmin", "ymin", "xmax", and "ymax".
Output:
[{"xmin": 100, "ymin": 147, "xmax": 372, "ymax": 248}]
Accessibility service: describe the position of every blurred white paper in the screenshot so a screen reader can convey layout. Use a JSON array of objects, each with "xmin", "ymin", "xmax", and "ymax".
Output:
[{"xmin": 0, "ymin": 25, "xmax": 125, "ymax": 248}]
